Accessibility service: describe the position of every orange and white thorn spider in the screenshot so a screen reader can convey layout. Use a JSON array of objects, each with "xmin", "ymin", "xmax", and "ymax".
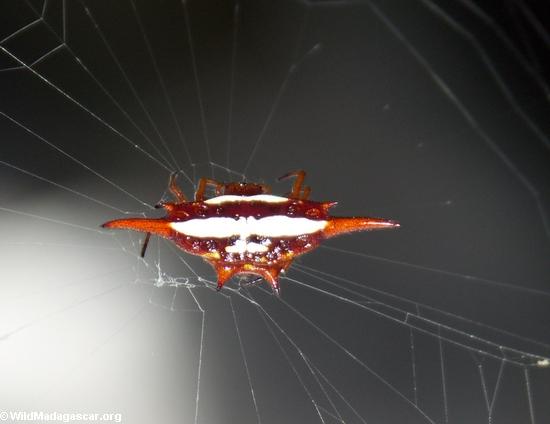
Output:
[{"xmin": 101, "ymin": 171, "xmax": 400, "ymax": 295}]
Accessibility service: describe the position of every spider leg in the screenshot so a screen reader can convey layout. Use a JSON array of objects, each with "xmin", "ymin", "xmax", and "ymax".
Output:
[
  {"xmin": 252, "ymin": 268, "xmax": 282, "ymax": 296},
  {"xmin": 278, "ymin": 170, "xmax": 308, "ymax": 199},
  {"xmin": 238, "ymin": 275, "xmax": 263, "ymax": 288},
  {"xmin": 195, "ymin": 178, "xmax": 225, "ymax": 201},
  {"xmin": 258, "ymin": 183, "xmax": 272, "ymax": 194},
  {"xmin": 140, "ymin": 232, "xmax": 152, "ymax": 258},
  {"xmin": 168, "ymin": 172, "xmax": 187, "ymax": 204}
]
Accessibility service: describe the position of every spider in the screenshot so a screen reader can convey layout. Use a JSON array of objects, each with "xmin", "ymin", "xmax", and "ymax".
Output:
[{"xmin": 102, "ymin": 171, "xmax": 399, "ymax": 295}]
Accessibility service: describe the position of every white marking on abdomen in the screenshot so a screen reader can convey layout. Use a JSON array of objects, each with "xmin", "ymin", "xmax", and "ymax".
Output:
[
  {"xmin": 225, "ymin": 240, "xmax": 269, "ymax": 254},
  {"xmin": 170, "ymin": 216, "xmax": 327, "ymax": 238},
  {"xmin": 204, "ymin": 194, "xmax": 289, "ymax": 205}
]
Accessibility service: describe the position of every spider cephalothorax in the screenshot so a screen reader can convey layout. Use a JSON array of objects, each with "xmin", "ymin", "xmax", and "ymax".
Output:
[{"xmin": 102, "ymin": 171, "xmax": 399, "ymax": 295}]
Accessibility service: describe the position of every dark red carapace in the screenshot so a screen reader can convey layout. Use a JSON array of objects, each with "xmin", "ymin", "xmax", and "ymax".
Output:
[{"xmin": 101, "ymin": 171, "xmax": 399, "ymax": 295}]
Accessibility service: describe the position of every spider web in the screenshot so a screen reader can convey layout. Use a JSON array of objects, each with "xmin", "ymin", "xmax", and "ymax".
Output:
[{"xmin": 0, "ymin": 0, "xmax": 549, "ymax": 423}]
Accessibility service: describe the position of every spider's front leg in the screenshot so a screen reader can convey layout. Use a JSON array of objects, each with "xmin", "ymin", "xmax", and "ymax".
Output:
[
  {"xmin": 278, "ymin": 170, "xmax": 311, "ymax": 200},
  {"xmin": 142, "ymin": 172, "xmax": 187, "ymax": 258},
  {"xmin": 195, "ymin": 178, "xmax": 225, "ymax": 201},
  {"xmin": 169, "ymin": 172, "xmax": 187, "ymax": 204}
]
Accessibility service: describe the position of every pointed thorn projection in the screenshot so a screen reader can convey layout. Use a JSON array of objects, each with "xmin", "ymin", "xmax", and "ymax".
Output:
[
  {"xmin": 215, "ymin": 265, "xmax": 239, "ymax": 291},
  {"xmin": 323, "ymin": 217, "xmax": 400, "ymax": 238}
]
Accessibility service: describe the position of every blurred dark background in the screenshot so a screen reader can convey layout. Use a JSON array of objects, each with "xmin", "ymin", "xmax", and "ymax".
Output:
[{"xmin": 0, "ymin": 1, "xmax": 549, "ymax": 423}]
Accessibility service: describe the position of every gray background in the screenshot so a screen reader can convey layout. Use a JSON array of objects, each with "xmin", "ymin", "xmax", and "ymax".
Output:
[{"xmin": 0, "ymin": 0, "xmax": 549, "ymax": 423}]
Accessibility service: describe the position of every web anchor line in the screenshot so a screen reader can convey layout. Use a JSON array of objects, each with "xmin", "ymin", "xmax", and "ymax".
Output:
[
  {"xmin": 130, "ymin": 0, "xmax": 193, "ymax": 169},
  {"xmin": 293, "ymin": 265, "xmax": 550, "ymax": 366}
]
